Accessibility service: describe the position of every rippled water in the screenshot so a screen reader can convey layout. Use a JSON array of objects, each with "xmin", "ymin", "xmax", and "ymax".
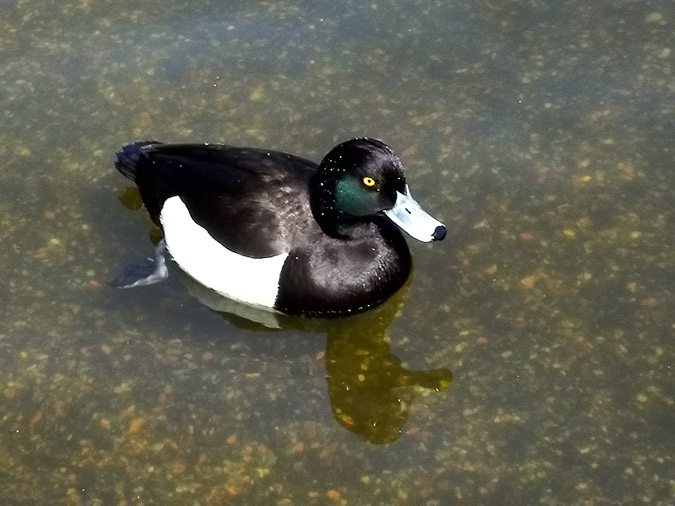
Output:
[{"xmin": 1, "ymin": 1, "xmax": 672, "ymax": 504}]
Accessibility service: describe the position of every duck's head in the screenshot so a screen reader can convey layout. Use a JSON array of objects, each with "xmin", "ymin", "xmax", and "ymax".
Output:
[{"xmin": 310, "ymin": 138, "xmax": 446, "ymax": 242}]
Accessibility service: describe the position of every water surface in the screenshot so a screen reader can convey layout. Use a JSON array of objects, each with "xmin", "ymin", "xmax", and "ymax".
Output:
[{"xmin": 1, "ymin": 0, "xmax": 672, "ymax": 504}]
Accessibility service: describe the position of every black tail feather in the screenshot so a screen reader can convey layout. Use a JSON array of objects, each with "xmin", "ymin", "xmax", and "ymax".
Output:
[{"xmin": 114, "ymin": 140, "xmax": 161, "ymax": 182}]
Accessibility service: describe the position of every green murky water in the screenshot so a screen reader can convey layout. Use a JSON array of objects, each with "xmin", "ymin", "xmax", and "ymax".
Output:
[{"xmin": 1, "ymin": 0, "xmax": 672, "ymax": 504}]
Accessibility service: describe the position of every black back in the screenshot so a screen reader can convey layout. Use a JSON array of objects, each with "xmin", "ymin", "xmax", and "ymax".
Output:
[{"xmin": 118, "ymin": 143, "xmax": 318, "ymax": 257}]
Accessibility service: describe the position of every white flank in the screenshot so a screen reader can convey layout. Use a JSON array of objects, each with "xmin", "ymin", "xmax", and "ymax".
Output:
[{"xmin": 160, "ymin": 196, "xmax": 288, "ymax": 308}]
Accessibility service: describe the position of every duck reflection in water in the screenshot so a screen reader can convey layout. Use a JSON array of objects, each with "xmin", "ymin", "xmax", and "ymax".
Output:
[{"xmin": 180, "ymin": 269, "xmax": 452, "ymax": 445}]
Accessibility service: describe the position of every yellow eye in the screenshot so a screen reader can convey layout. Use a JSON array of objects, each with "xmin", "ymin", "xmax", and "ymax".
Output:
[{"xmin": 362, "ymin": 176, "xmax": 376, "ymax": 187}]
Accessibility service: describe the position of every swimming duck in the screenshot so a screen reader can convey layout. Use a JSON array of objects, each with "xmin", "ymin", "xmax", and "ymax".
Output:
[{"xmin": 114, "ymin": 138, "xmax": 445, "ymax": 317}]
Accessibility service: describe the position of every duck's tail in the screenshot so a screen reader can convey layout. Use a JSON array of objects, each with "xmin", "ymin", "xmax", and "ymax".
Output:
[{"xmin": 114, "ymin": 140, "xmax": 161, "ymax": 182}]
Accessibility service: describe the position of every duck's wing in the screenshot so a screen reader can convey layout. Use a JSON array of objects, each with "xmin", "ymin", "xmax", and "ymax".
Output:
[{"xmin": 123, "ymin": 143, "xmax": 318, "ymax": 257}]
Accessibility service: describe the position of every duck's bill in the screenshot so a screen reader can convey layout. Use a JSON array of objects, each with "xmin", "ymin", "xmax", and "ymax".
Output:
[{"xmin": 383, "ymin": 187, "xmax": 446, "ymax": 242}]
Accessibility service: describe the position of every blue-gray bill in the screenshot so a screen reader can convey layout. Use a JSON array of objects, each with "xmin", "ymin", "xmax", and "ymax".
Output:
[{"xmin": 383, "ymin": 187, "xmax": 446, "ymax": 242}]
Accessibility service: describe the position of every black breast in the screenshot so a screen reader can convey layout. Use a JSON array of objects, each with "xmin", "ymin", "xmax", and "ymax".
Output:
[{"xmin": 275, "ymin": 219, "xmax": 411, "ymax": 316}]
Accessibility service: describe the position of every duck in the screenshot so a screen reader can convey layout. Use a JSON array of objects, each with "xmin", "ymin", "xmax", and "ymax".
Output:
[{"xmin": 113, "ymin": 137, "xmax": 445, "ymax": 317}]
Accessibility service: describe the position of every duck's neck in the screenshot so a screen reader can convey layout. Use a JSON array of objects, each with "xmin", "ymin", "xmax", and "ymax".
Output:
[{"xmin": 309, "ymin": 172, "xmax": 362, "ymax": 239}]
